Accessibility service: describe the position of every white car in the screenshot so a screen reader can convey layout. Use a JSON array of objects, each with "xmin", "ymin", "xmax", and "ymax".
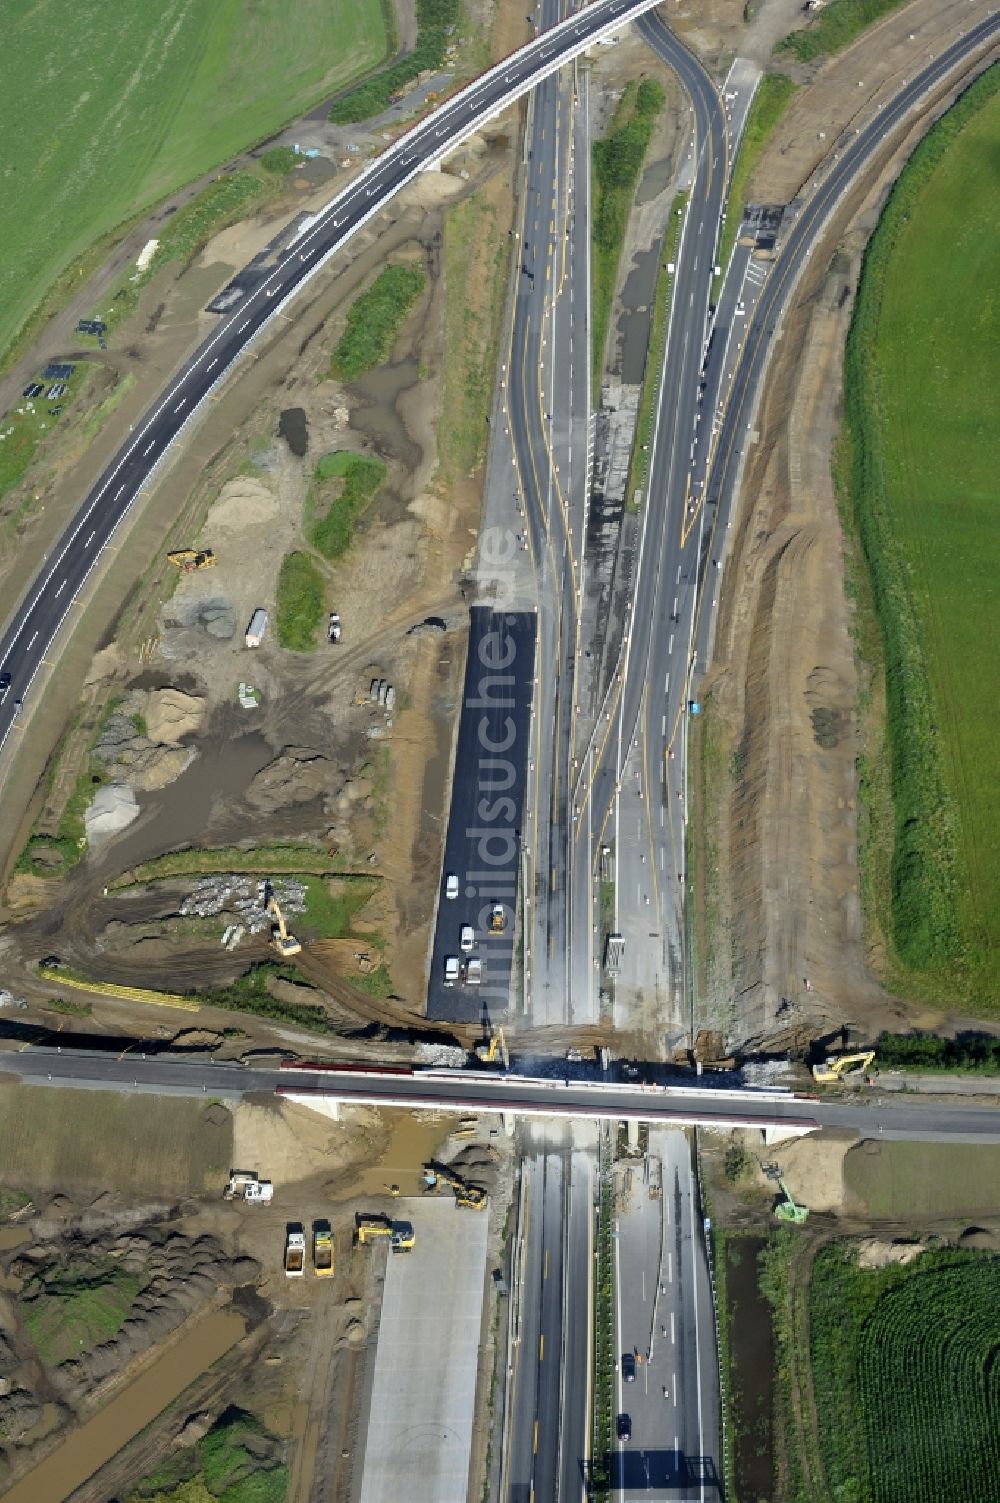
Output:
[
  {"xmin": 443, "ymin": 956, "xmax": 460, "ymax": 988},
  {"xmin": 445, "ymin": 873, "xmax": 459, "ymax": 900},
  {"xmin": 460, "ymin": 924, "xmax": 475, "ymax": 953}
]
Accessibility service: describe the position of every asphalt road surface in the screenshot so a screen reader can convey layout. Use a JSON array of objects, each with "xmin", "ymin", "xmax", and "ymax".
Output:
[
  {"xmin": 0, "ymin": 0, "xmax": 668, "ymax": 764},
  {"xmin": 426, "ymin": 607, "xmax": 536, "ymax": 1022},
  {"xmin": 6, "ymin": 1046, "xmax": 1000, "ymax": 1141}
]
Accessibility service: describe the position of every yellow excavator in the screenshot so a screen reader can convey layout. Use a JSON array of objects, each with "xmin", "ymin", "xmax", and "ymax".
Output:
[
  {"xmin": 167, "ymin": 548, "xmax": 216, "ymax": 572},
  {"xmin": 811, "ymin": 1050, "xmax": 876, "ymax": 1084},
  {"xmin": 266, "ymin": 890, "xmax": 301, "ymax": 958},
  {"xmin": 424, "ymin": 1163, "xmax": 488, "ymax": 1211},
  {"xmin": 354, "ymin": 1214, "xmax": 415, "ymax": 1252},
  {"xmin": 475, "ymin": 1025, "xmax": 509, "ymax": 1069}
]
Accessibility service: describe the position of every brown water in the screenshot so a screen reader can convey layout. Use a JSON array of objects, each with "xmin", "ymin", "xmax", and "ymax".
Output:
[
  {"xmin": 0, "ymin": 1227, "xmax": 29, "ymax": 1250},
  {"xmin": 100, "ymin": 731, "xmax": 273, "ymax": 873},
  {"xmin": 2, "ymin": 1309, "xmax": 246, "ymax": 1503},
  {"xmin": 328, "ymin": 1111, "xmax": 450, "ymax": 1201},
  {"xmin": 725, "ymin": 1236, "xmax": 776, "ymax": 1502}
]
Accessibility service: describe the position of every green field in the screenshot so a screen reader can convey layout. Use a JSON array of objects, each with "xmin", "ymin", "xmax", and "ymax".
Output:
[
  {"xmin": 808, "ymin": 1244, "xmax": 1000, "ymax": 1502},
  {"xmin": 844, "ymin": 1140, "xmax": 1000, "ymax": 1219},
  {"xmin": 843, "ymin": 67, "xmax": 1000, "ymax": 1007},
  {"xmin": 0, "ymin": 0, "xmax": 388, "ymax": 365}
]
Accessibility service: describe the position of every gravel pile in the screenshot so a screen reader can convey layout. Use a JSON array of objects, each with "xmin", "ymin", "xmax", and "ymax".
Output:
[{"xmin": 179, "ymin": 875, "xmax": 307, "ymax": 933}]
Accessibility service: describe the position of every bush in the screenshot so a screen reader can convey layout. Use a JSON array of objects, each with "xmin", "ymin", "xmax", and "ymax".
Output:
[
  {"xmin": 275, "ymin": 550, "xmax": 324, "ymax": 652},
  {"xmin": 778, "ymin": 0, "xmax": 909, "ymax": 62},
  {"xmin": 331, "ymin": 263, "xmax": 425, "ymax": 380},
  {"xmin": 259, "ymin": 146, "xmax": 299, "ymax": 175},
  {"xmin": 330, "ymin": 0, "xmax": 461, "ymax": 123},
  {"xmin": 309, "ymin": 452, "xmax": 385, "ymax": 559}
]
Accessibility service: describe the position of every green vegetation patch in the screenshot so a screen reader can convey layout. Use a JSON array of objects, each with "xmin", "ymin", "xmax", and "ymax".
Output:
[
  {"xmin": 0, "ymin": 363, "xmax": 85, "ymax": 506},
  {"xmin": 439, "ymin": 190, "xmax": 508, "ymax": 485},
  {"xmin": 808, "ymin": 1243, "xmax": 1000, "ymax": 1503},
  {"xmin": 110, "ymin": 841, "xmax": 339, "ymax": 888},
  {"xmin": 840, "ymin": 66, "xmax": 1000, "ymax": 1006},
  {"xmin": 301, "ymin": 874, "xmax": 379, "ymax": 940},
  {"xmin": 275, "ymin": 550, "xmax": 325, "ymax": 651},
  {"xmin": 308, "ymin": 451, "xmax": 386, "ymax": 559},
  {"xmin": 591, "ymin": 78, "xmax": 666, "ymax": 384},
  {"xmin": 260, "ymin": 146, "xmax": 300, "ymax": 176},
  {"xmin": 193, "ymin": 964, "xmax": 336, "ymax": 1033},
  {"xmin": 22, "ymin": 1255, "xmax": 147, "ymax": 1366},
  {"xmin": 778, "ymin": 0, "xmax": 909, "ymax": 62},
  {"xmin": 715, "ymin": 73, "xmax": 796, "ymax": 287},
  {"xmin": 0, "ymin": 0, "xmax": 388, "ymax": 370},
  {"xmin": 331, "ymin": 264, "xmax": 426, "ymax": 380},
  {"xmin": 130, "ymin": 1406, "xmax": 287, "ymax": 1503},
  {"xmin": 875, "ymin": 1030, "xmax": 1000, "ymax": 1074},
  {"xmin": 844, "ymin": 1140, "xmax": 1000, "ymax": 1220},
  {"xmin": 330, "ymin": 0, "xmax": 461, "ymax": 123}
]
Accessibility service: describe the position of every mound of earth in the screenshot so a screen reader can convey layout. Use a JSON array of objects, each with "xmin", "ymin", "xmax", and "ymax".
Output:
[
  {"xmin": 145, "ymin": 688, "xmax": 207, "ymax": 744},
  {"xmin": 0, "ymin": 1388, "xmax": 43, "ymax": 1444},
  {"xmin": 245, "ymin": 749, "xmax": 336, "ymax": 810},
  {"xmin": 85, "ymin": 783, "xmax": 139, "ymax": 844},
  {"xmin": 856, "ymin": 1237, "xmax": 925, "ymax": 1270},
  {"xmin": 958, "ymin": 1225, "xmax": 997, "ymax": 1249},
  {"xmin": 206, "ymin": 477, "xmax": 279, "ymax": 532}
]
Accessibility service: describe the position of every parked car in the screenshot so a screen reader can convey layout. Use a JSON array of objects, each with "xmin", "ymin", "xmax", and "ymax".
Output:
[
  {"xmin": 443, "ymin": 956, "xmax": 460, "ymax": 988},
  {"xmin": 445, "ymin": 873, "xmax": 459, "ymax": 899},
  {"xmin": 460, "ymin": 924, "xmax": 475, "ymax": 953}
]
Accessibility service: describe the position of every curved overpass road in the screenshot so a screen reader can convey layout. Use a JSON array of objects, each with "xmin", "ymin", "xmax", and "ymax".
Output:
[{"xmin": 0, "ymin": 0, "xmax": 668, "ymax": 761}]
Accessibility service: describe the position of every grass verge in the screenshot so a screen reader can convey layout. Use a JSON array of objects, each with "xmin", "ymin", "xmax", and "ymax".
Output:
[
  {"xmin": 331, "ymin": 263, "xmax": 426, "ymax": 380},
  {"xmin": 439, "ymin": 188, "xmax": 509, "ymax": 486},
  {"xmin": 777, "ymin": 0, "xmax": 910, "ymax": 62},
  {"xmin": 591, "ymin": 78, "xmax": 666, "ymax": 386},
  {"xmin": 308, "ymin": 451, "xmax": 386, "ymax": 559},
  {"xmin": 624, "ymin": 192, "xmax": 687, "ymax": 510},
  {"xmin": 330, "ymin": 0, "xmax": 460, "ymax": 123},
  {"xmin": 590, "ymin": 1131, "xmax": 615, "ymax": 1502},
  {"xmin": 110, "ymin": 841, "xmax": 345, "ymax": 888},
  {"xmin": 275, "ymin": 550, "xmax": 325, "ymax": 651},
  {"xmin": 714, "ymin": 73, "xmax": 796, "ymax": 291},
  {"xmin": 839, "ymin": 65, "xmax": 1000, "ymax": 1007}
]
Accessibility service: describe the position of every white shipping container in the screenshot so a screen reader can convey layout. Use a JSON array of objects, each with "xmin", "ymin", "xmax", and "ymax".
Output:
[{"xmin": 245, "ymin": 608, "xmax": 268, "ymax": 648}]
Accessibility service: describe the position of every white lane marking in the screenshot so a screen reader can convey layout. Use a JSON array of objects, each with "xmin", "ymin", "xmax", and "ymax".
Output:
[
  {"xmin": 142, "ymin": 442, "xmax": 155, "ymax": 457},
  {"xmin": 671, "ymin": 1310, "xmax": 675, "ymax": 1344},
  {"xmin": 673, "ymin": 1375, "xmax": 677, "ymax": 1405},
  {"xmin": 115, "ymin": 485, "xmax": 126, "ymax": 500},
  {"xmin": 668, "ymin": 1252, "xmax": 673, "ymax": 1282},
  {"xmin": 85, "ymin": 531, "xmax": 96, "ymax": 546},
  {"xmin": 173, "ymin": 400, "xmax": 185, "ymax": 413},
  {"xmin": 238, "ymin": 321, "xmax": 250, "ymax": 332},
  {"xmin": 28, "ymin": 631, "xmax": 38, "ymax": 649},
  {"xmin": 54, "ymin": 580, "xmax": 66, "ymax": 598},
  {"xmin": 207, "ymin": 358, "xmax": 218, "ymax": 369}
]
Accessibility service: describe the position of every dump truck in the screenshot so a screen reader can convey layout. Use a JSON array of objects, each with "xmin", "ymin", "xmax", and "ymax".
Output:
[
  {"xmin": 313, "ymin": 1221, "xmax": 334, "ymax": 1276},
  {"xmin": 284, "ymin": 1226, "xmax": 306, "ymax": 1277}
]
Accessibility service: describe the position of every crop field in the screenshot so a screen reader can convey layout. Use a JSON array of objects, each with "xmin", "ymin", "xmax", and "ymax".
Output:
[
  {"xmin": 808, "ymin": 1244, "xmax": 1000, "ymax": 1502},
  {"xmin": 0, "ymin": 0, "xmax": 388, "ymax": 365},
  {"xmin": 842, "ymin": 67, "xmax": 1000, "ymax": 1007}
]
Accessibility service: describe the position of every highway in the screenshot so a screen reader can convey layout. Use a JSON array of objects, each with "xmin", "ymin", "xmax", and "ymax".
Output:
[
  {"xmin": 0, "ymin": 0, "xmax": 669, "ymax": 761},
  {"xmin": 5, "ymin": 1046, "xmax": 1000, "ymax": 1141},
  {"xmin": 568, "ymin": 13, "xmax": 730, "ymax": 1038}
]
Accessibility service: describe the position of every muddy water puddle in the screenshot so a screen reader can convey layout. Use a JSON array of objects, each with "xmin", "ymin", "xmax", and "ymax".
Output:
[
  {"xmin": 725, "ymin": 1236, "xmax": 775, "ymax": 1502},
  {"xmin": 618, "ymin": 246, "xmax": 662, "ymax": 384},
  {"xmin": 100, "ymin": 731, "xmax": 272, "ymax": 873},
  {"xmin": 350, "ymin": 357, "xmax": 421, "ymax": 471},
  {"xmin": 3, "ymin": 1308, "xmax": 246, "ymax": 1503},
  {"xmin": 327, "ymin": 1112, "xmax": 452, "ymax": 1201},
  {"xmin": 279, "ymin": 406, "xmax": 309, "ymax": 457}
]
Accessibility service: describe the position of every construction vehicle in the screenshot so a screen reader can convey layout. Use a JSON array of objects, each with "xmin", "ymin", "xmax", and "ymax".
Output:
[
  {"xmin": 266, "ymin": 890, "xmax": 301, "ymax": 958},
  {"xmin": 284, "ymin": 1225, "xmax": 306, "ymax": 1276},
  {"xmin": 354, "ymin": 1214, "xmax": 415, "ymax": 1253},
  {"xmin": 488, "ymin": 903, "xmax": 507, "ymax": 935},
  {"xmin": 313, "ymin": 1220, "xmax": 334, "ymax": 1276},
  {"xmin": 773, "ymin": 1179, "xmax": 809, "ymax": 1225},
  {"xmin": 167, "ymin": 548, "xmax": 216, "ymax": 572},
  {"xmin": 475, "ymin": 1026, "xmax": 509, "ymax": 1070},
  {"xmin": 328, "ymin": 613, "xmax": 342, "ymax": 643},
  {"xmin": 811, "ymin": 1050, "xmax": 876, "ymax": 1085},
  {"xmin": 224, "ymin": 1170, "xmax": 273, "ymax": 1203},
  {"xmin": 423, "ymin": 1162, "xmax": 487, "ymax": 1211}
]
